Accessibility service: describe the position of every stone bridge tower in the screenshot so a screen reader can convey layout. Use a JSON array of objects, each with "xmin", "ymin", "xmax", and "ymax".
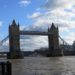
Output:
[
  {"xmin": 7, "ymin": 20, "xmax": 24, "ymax": 59},
  {"xmin": 48, "ymin": 23, "xmax": 63, "ymax": 56}
]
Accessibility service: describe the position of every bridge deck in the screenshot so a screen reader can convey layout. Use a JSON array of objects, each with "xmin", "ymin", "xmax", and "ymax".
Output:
[{"xmin": 0, "ymin": 52, "xmax": 8, "ymax": 54}]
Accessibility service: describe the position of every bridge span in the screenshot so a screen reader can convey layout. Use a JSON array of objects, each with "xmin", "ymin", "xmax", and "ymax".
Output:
[{"xmin": 20, "ymin": 31, "xmax": 53, "ymax": 35}]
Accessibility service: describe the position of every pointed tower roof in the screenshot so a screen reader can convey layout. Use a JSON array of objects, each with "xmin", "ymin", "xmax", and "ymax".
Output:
[
  {"xmin": 12, "ymin": 19, "xmax": 17, "ymax": 26},
  {"xmin": 50, "ymin": 23, "xmax": 56, "ymax": 29},
  {"xmin": 51, "ymin": 23, "xmax": 56, "ymax": 29}
]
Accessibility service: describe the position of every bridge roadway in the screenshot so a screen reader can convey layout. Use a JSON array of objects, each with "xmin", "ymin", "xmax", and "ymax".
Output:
[
  {"xmin": 20, "ymin": 31, "xmax": 53, "ymax": 35},
  {"xmin": 0, "ymin": 52, "xmax": 8, "ymax": 54}
]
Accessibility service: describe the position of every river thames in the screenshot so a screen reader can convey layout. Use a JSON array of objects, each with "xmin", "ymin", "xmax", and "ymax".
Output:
[{"xmin": 1, "ymin": 56, "xmax": 75, "ymax": 75}]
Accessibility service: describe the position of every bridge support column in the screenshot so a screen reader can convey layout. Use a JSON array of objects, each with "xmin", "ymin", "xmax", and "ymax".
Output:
[
  {"xmin": 48, "ymin": 23, "xmax": 63, "ymax": 56},
  {"xmin": 7, "ymin": 20, "xmax": 24, "ymax": 59}
]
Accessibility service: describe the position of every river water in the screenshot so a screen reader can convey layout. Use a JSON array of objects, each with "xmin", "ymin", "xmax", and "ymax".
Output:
[{"xmin": 1, "ymin": 56, "xmax": 75, "ymax": 75}]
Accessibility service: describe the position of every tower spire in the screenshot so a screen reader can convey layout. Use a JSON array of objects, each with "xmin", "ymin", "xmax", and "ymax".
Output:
[
  {"xmin": 12, "ymin": 19, "xmax": 16, "ymax": 26},
  {"xmin": 51, "ymin": 23, "xmax": 56, "ymax": 29}
]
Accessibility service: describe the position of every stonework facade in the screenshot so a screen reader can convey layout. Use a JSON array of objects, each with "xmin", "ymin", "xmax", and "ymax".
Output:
[
  {"xmin": 7, "ymin": 20, "xmax": 24, "ymax": 59},
  {"xmin": 48, "ymin": 23, "xmax": 63, "ymax": 56}
]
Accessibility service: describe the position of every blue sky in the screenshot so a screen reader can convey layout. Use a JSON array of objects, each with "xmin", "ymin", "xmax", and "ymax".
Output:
[
  {"xmin": 0, "ymin": 0, "xmax": 75, "ymax": 51},
  {"xmin": 0, "ymin": 0, "xmax": 46, "ymax": 40}
]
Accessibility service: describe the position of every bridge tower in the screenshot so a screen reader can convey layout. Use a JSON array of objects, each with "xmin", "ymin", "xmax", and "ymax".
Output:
[
  {"xmin": 48, "ymin": 23, "xmax": 63, "ymax": 56},
  {"xmin": 7, "ymin": 20, "xmax": 24, "ymax": 59}
]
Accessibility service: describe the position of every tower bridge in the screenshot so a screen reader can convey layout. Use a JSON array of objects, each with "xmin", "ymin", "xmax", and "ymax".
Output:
[
  {"xmin": 0, "ymin": 20, "xmax": 70, "ymax": 59},
  {"xmin": 7, "ymin": 20, "xmax": 63, "ymax": 59}
]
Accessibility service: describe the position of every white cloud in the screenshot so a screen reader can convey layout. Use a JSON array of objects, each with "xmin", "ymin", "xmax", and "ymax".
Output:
[
  {"xmin": 19, "ymin": 0, "xmax": 31, "ymax": 7},
  {"xmin": 27, "ymin": 0, "xmax": 75, "ymax": 45},
  {"xmin": 27, "ymin": 12, "xmax": 41, "ymax": 19},
  {"xmin": 20, "ymin": 25, "xmax": 48, "ymax": 51},
  {"xmin": 20, "ymin": 36, "xmax": 48, "ymax": 51},
  {"xmin": 44, "ymin": 0, "xmax": 75, "ymax": 10},
  {"xmin": 20, "ymin": 25, "xmax": 29, "ymax": 30},
  {"xmin": 62, "ymin": 32, "xmax": 75, "ymax": 44}
]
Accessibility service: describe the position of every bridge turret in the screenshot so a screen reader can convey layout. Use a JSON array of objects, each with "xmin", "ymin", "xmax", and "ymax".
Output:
[
  {"xmin": 7, "ymin": 20, "xmax": 24, "ymax": 59},
  {"xmin": 48, "ymin": 23, "xmax": 63, "ymax": 56},
  {"xmin": 18, "ymin": 23, "xmax": 20, "ymax": 28},
  {"xmin": 51, "ymin": 23, "xmax": 56, "ymax": 29},
  {"xmin": 12, "ymin": 20, "xmax": 16, "ymax": 25}
]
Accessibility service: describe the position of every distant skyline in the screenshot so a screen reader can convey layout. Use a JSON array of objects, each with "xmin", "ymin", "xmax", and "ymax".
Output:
[{"xmin": 0, "ymin": 0, "xmax": 75, "ymax": 51}]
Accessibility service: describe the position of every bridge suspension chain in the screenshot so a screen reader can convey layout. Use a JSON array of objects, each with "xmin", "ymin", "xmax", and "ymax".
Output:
[
  {"xmin": 59, "ymin": 35, "xmax": 71, "ymax": 51},
  {"xmin": 59, "ymin": 35, "xmax": 70, "ymax": 45},
  {"xmin": 0, "ymin": 35, "xmax": 9, "ymax": 46}
]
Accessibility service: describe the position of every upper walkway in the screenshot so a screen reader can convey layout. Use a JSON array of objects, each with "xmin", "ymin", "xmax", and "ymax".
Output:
[{"xmin": 20, "ymin": 31, "xmax": 53, "ymax": 35}]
